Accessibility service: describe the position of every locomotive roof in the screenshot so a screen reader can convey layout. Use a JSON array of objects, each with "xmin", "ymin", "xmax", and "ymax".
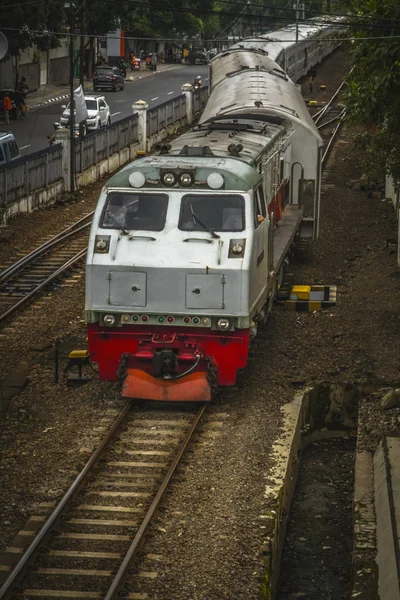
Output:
[
  {"xmin": 168, "ymin": 120, "xmax": 286, "ymax": 162},
  {"xmin": 105, "ymin": 153, "xmax": 263, "ymax": 191},
  {"xmin": 105, "ymin": 119, "xmax": 287, "ymax": 190}
]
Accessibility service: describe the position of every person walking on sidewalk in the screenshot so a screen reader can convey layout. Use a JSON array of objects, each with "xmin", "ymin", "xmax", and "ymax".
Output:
[
  {"xmin": 130, "ymin": 52, "xmax": 136, "ymax": 72},
  {"xmin": 151, "ymin": 53, "xmax": 158, "ymax": 72},
  {"xmin": 3, "ymin": 92, "xmax": 12, "ymax": 124}
]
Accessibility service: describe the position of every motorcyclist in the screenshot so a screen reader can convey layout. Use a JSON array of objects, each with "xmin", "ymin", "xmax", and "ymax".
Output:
[
  {"xmin": 118, "ymin": 59, "xmax": 127, "ymax": 78},
  {"xmin": 16, "ymin": 76, "xmax": 28, "ymax": 97},
  {"xmin": 193, "ymin": 75, "xmax": 202, "ymax": 89}
]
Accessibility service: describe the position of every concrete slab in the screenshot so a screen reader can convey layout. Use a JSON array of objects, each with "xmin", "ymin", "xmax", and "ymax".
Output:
[
  {"xmin": 351, "ymin": 451, "xmax": 379, "ymax": 599},
  {"xmin": 374, "ymin": 439, "xmax": 400, "ymax": 600}
]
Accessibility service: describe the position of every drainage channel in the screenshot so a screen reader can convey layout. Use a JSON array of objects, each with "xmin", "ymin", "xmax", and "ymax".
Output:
[
  {"xmin": 276, "ymin": 436, "xmax": 355, "ymax": 599},
  {"xmin": 262, "ymin": 382, "xmax": 400, "ymax": 600}
]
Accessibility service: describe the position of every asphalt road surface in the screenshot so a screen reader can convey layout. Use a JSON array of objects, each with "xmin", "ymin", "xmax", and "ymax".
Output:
[{"xmin": 8, "ymin": 65, "xmax": 209, "ymax": 156}]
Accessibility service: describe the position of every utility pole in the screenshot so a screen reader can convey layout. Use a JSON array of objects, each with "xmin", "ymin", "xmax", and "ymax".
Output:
[
  {"xmin": 294, "ymin": 0, "xmax": 299, "ymax": 82},
  {"xmin": 69, "ymin": 3, "xmax": 75, "ymax": 194},
  {"xmin": 79, "ymin": 0, "xmax": 86, "ymax": 87}
]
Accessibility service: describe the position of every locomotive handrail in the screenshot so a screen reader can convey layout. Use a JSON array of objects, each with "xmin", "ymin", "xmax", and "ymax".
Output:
[{"xmin": 183, "ymin": 237, "xmax": 213, "ymax": 243}]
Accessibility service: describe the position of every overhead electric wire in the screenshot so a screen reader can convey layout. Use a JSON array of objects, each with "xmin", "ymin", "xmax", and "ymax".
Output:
[{"xmin": 1, "ymin": 23, "xmax": 400, "ymax": 44}]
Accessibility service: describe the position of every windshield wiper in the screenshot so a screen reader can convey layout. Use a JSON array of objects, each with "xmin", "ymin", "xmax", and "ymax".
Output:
[
  {"xmin": 105, "ymin": 210, "xmax": 128, "ymax": 234},
  {"xmin": 190, "ymin": 204, "xmax": 220, "ymax": 239}
]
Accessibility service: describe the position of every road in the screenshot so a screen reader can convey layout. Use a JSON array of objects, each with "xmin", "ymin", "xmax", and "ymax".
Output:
[{"xmin": 8, "ymin": 65, "xmax": 209, "ymax": 156}]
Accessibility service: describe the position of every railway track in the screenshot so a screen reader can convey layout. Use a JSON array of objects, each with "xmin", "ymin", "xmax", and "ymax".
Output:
[
  {"xmin": 311, "ymin": 81, "xmax": 346, "ymax": 168},
  {"xmin": 0, "ymin": 403, "xmax": 206, "ymax": 599},
  {"xmin": 0, "ymin": 213, "xmax": 93, "ymax": 325}
]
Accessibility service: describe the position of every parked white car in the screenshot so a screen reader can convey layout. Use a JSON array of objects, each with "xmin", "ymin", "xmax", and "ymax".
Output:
[{"xmin": 60, "ymin": 95, "xmax": 111, "ymax": 131}]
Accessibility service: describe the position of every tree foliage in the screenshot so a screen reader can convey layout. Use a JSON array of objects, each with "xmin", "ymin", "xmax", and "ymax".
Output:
[
  {"xmin": 0, "ymin": 0, "xmax": 65, "ymax": 55},
  {"xmin": 344, "ymin": 0, "xmax": 400, "ymax": 181}
]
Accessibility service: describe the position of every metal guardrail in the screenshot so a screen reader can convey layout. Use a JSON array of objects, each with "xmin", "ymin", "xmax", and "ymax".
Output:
[
  {"xmin": 0, "ymin": 143, "xmax": 63, "ymax": 208},
  {"xmin": 147, "ymin": 94, "xmax": 186, "ymax": 137},
  {"xmin": 75, "ymin": 113, "xmax": 139, "ymax": 174}
]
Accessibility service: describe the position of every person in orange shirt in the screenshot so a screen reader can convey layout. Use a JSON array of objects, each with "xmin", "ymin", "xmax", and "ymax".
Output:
[{"xmin": 3, "ymin": 93, "xmax": 12, "ymax": 124}]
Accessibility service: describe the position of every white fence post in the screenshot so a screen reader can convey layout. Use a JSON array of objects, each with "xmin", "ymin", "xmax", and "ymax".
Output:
[
  {"xmin": 132, "ymin": 100, "xmax": 149, "ymax": 153},
  {"xmin": 53, "ymin": 128, "xmax": 71, "ymax": 192},
  {"xmin": 181, "ymin": 83, "xmax": 193, "ymax": 125}
]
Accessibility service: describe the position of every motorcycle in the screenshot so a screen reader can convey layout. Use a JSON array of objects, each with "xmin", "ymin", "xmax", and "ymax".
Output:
[
  {"xmin": 16, "ymin": 78, "xmax": 29, "ymax": 98},
  {"xmin": 193, "ymin": 80, "xmax": 202, "ymax": 90},
  {"xmin": 48, "ymin": 121, "xmax": 86, "ymax": 145}
]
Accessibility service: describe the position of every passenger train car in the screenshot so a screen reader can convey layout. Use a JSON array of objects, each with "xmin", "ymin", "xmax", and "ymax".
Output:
[{"xmin": 85, "ymin": 18, "xmax": 342, "ymax": 402}]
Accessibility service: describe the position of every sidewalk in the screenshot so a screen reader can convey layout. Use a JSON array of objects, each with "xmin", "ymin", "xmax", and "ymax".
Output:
[{"xmin": 27, "ymin": 64, "xmax": 186, "ymax": 110}]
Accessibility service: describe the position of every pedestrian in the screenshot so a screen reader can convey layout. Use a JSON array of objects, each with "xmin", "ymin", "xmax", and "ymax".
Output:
[
  {"xmin": 13, "ymin": 89, "xmax": 26, "ymax": 119},
  {"xmin": 151, "ymin": 53, "xmax": 158, "ymax": 72},
  {"xmin": 3, "ymin": 92, "xmax": 12, "ymax": 124},
  {"xmin": 309, "ymin": 75, "xmax": 314, "ymax": 94},
  {"xmin": 130, "ymin": 52, "xmax": 136, "ymax": 72}
]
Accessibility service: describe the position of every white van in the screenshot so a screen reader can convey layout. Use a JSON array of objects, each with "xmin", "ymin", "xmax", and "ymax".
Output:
[{"xmin": 0, "ymin": 131, "xmax": 20, "ymax": 166}]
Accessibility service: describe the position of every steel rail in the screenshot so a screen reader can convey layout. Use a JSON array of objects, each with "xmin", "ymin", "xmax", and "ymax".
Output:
[
  {"xmin": 104, "ymin": 403, "xmax": 207, "ymax": 599},
  {"xmin": 321, "ymin": 112, "xmax": 346, "ymax": 169},
  {"xmin": 313, "ymin": 80, "xmax": 346, "ymax": 126},
  {"xmin": 0, "ymin": 214, "xmax": 93, "ymax": 285},
  {"xmin": 0, "ymin": 402, "xmax": 131, "ymax": 599},
  {"xmin": 317, "ymin": 107, "xmax": 346, "ymax": 130},
  {"xmin": 0, "ymin": 247, "xmax": 87, "ymax": 325}
]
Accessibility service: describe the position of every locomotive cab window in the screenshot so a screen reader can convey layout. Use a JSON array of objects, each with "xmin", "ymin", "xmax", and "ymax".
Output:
[
  {"xmin": 179, "ymin": 194, "xmax": 244, "ymax": 232},
  {"xmin": 101, "ymin": 192, "xmax": 168, "ymax": 231},
  {"xmin": 253, "ymin": 186, "xmax": 266, "ymax": 228}
]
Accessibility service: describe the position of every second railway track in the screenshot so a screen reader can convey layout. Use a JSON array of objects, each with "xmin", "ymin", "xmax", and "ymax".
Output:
[{"xmin": 0, "ymin": 214, "xmax": 93, "ymax": 325}]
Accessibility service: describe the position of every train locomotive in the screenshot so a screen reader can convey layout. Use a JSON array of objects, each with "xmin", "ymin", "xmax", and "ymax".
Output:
[{"xmin": 85, "ymin": 19, "xmax": 339, "ymax": 401}]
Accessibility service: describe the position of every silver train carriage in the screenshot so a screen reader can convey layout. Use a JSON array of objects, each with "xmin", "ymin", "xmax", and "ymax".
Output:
[
  {"xmin": 85, "ymin": 31, "xmax": 324, "ymax": 402},
  {"xmin": 210, "ymin": 16, "xmax": 344, "ymax": 89}
]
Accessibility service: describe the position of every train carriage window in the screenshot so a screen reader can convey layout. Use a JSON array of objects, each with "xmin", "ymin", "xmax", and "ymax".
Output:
[
  {"xmin": 179, "ymin": 194, "xmax": 244, "ymax": 232},
  {"xmin": 101, "ymin": 192, "xmax": 168, "ymax": 231}
]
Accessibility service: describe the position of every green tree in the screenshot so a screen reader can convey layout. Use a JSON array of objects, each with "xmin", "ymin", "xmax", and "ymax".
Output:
[
  {"xmin": 0, "ymin": 0, "xmax": 65, "ymax": 56},
  {"xmin": 344, "ymin": 0, "xmax": 400, "ymax": 181}
]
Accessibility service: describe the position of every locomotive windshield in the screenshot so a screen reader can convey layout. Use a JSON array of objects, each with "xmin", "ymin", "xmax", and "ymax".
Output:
[
  {"xmin": 179, "ymin": 194, "xmax": 245, "ymax": 232},
  {"xmin": 101, "ymin": 192, "xmax": 168, "ymax": 231}
]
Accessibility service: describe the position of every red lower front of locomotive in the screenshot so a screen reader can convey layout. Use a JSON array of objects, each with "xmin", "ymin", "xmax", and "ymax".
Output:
[{"xmin": 87, "ymin": 324, "xmax": 250, "ymax": 401}]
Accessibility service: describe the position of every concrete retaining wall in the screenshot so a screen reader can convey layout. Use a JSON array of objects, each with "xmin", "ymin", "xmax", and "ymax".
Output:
[{"xmin": 260, "ymin": 383, "xmax": 367, "ymax": 600}]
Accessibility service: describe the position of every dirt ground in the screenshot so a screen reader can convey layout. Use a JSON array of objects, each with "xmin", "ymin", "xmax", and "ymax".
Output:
[{"xmin": 0, "ymin": 47, "xmax": 399, "ymax": 599}]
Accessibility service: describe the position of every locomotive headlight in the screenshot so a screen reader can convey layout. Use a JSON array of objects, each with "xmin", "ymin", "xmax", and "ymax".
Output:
[
  {"xmin": 217, "ymin": 318, "xmax": 230, "ymax": 331},
  {"xmin": 232, "ymin": 243, "xmax": 243, "ymax": 254},
  {"xmin": 129, "ymin": 171, "xmax": 146, "ymax": 188},
  {"xmin": 161, "ymin": 171, "xmax": 176, "ymax": 186},
  {"xmin": 207, "ymin": 172, "xmax": 224, "ymax": 190},
  {"xmin": 94, "ymin": 235, "xmax": 110, "ymax": 254},
  {"xmin": 103, "ymin": 314, "xmax": 116, "ymax": 326},
  {"xmin": 179, "ymin": 172, "xmax": 194, "ymax": 187}
]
